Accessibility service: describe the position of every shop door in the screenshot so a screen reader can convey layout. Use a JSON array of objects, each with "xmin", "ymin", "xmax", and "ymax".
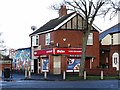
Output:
[
  {"xmin": 34, "ymin": 59, "xmax": 38, "ymax": 74},
  {"xmin": 53, "ymin": 56, "xmax": 61, "ymax": 74}
]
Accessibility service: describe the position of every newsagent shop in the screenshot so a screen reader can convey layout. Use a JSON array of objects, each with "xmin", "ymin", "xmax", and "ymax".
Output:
[{"xmin": 34, "ymin": 48, "xmax": 95, "ymax": 74}]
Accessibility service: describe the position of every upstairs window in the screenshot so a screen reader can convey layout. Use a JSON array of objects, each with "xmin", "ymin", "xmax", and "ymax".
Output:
[
  {"xmin": 36, "ymin": 35, "xmax": 39, "ymax": 45},
  {"xmin": 111, "ymin": 34, "xmax": 113, "ymax": 45},
  {"xmin": 32, "ymin": 35, "xmax": 39, "ymax": 46},
  {"xmin": 45, "ymin": 33, "xmax": 50, "ymax": 45},
  {"xmin": 87, "ymin": 33, "xmax": 93, "ymax": 45}
]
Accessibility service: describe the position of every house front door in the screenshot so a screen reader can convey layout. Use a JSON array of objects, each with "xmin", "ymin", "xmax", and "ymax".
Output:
[
  {"xmin": 53, "ymin": 56, "xmax": 61, "ymax": 74},
  {"xmin": 112, "ymin": 52, "xmax": 119, "ymax": 71}
]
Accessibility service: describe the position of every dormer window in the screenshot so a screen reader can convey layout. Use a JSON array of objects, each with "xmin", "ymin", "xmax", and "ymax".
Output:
[
  {"xmin": 32, "ymin": 35, "xmax": 39, "ymax": 46},
  {"xmin": 45, "ymin": 33, "xmax": 50, "ymax": 45}
]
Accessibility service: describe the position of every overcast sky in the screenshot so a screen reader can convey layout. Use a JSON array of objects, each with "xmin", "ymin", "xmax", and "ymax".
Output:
[{"xmin": 0, "ymin": 0, "xmax": 118, "ymax": 49}]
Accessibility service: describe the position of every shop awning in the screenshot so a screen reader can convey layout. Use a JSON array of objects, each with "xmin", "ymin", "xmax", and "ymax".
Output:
[{"xmin": 34, "ymin": 48, "xmax": 82, "ymax": 56}]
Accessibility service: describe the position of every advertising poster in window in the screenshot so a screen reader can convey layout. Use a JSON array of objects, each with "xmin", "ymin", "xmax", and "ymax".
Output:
[
  {"xmin": 42, "ymin": 58, "xmax": 49, "ymax": 72},
  {"xmin": 67, "ymin": 58, "xmax": 80, "ymax": 72}
]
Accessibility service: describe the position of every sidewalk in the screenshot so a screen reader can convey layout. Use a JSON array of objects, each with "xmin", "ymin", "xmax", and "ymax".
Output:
[{"xmin": 2, "ymin": 72, "xmax": 63, "ymax": 81}]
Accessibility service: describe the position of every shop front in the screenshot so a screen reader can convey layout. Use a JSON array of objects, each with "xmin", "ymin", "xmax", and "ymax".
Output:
[{"xmin": 34, "ymin": 48, "xmax": 82, "ymax": 74}]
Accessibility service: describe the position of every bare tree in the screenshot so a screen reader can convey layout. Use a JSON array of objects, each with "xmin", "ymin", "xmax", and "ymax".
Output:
[
  {"xmin": 109, "ymin": 0, "xmax": 120, "ymax": 20},
  {"xmin": 63, "ymin": 0, "xmax": 111, "ymax": 77},
  {"xmin": 52, "ymin": 0, "xmax": 111, "ymax": 77}
]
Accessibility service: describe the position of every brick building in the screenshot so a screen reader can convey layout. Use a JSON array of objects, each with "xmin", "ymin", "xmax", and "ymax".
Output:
[
  {"xmin": 0, "ymin": 55, "xmax": 12, "ymax": 71},
  {"xmin": 100, "ymin": 23, "xmax": 120, "ymax": 71},
  {"xmin": 30, "ymin": 6, "xmax": 100, "ymax": 74}
]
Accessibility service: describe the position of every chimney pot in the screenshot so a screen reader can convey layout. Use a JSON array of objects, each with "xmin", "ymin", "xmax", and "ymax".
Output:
[{"xmin": 59, "ymin": 5, "xmax": 67, "ymax": 17}]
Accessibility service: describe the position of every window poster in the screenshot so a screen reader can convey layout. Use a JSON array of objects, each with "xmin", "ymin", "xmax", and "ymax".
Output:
[
  {"xmin": 42, "ymin": 58, "xmax": 49, "ymax": 72},
  {"xmin": 67, "ymin": 58, "xmax": 80, "ymax": 72}
]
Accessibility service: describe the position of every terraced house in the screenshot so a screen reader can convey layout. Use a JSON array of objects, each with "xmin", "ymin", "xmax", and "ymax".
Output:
[{"xmin": 30, "ymin": 5, "xmax": 100, "ymax": 74}]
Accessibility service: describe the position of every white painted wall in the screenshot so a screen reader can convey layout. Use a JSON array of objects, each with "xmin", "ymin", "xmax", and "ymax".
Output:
[{"xmin": 101, "ymin": 33, "xmax": 120, "ymax": 45}]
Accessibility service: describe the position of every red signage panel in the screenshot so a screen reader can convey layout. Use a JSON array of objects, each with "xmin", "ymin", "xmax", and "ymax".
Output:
[
  {"xmin": 34, "ymin": 48, "xmax": 82, "ymax": 56},
  {"xmin": 54, "ymin": 48, "xmax": 82, "ymax": 55},
  {"xmin": 34, "ymin": 49, "xmax": 53, "ymax": 56}
]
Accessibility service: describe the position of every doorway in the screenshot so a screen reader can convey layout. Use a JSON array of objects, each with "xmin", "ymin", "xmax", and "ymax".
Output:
[
  {"xmin": 34, "ymin": 59, "xmax": 38, "ymax": 74},
  {"xmin": 53, "ymin": 56, "xmax": 61, "ymax": 74},
  {"xmin": 112, "ymin": 52, "xmax": 119, "ymax": 70}
]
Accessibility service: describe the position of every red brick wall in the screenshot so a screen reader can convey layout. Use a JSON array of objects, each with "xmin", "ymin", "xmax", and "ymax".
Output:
[
  {"xmin": 100, "ymin": 45, "xmax": 120, "ymax": 69},
  {"xmin": 0, "ymin": 64, "xmax": 11, "ymax": 71},
  {"xmin": 54, "ymin": 30, "xmax": 82, "ymax": 48},
  {"xmin": 38, "ymin": 29, "xmax": 100, "ymax": 70},
  {"xmin": 109, "ymin": 45, "xmax": 120, "ymax": 68},
  {"xmin": 54, "ymin": 30, "xmax": 100, "ymax": 68},
  {"xmin": 85, "ymin": 68, "xmax": 117, "ymax": 76}
]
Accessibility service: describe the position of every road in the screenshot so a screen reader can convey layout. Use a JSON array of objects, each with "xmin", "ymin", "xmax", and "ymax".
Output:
[{"xmin": 0, "ymin": 80, "xmax": 119, "ymax": 90}]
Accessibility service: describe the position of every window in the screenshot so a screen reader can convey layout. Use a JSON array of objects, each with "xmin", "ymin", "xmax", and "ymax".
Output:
[
  {"xmin": 36, "ymin": 35, "xmax": 39, "ymax": 45},
  {"xmin": 87, "ymin": 33, "xmax": 93, "ymax": 45},
  {"xmin": 114, "ymin": 57, "xmax": 117, "ymax": 65},
  {"xmin": 45, "ymin": 33, "xmax": 50, "ymax": 45},
  {"xmin": 32, "ymin": 35, "xmax": 39, "ymax": 46},
  {"xmin": 111, "ymin": 34, "xmax": 113, "ymax": 45}
]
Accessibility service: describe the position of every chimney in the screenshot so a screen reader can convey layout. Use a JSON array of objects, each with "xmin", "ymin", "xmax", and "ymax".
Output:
[{"xmin": 59, "ymin": 5, "xmax": 67, "ymax": 17}]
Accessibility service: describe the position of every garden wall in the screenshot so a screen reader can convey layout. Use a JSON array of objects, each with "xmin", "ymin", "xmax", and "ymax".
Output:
[{"xmin": 85, "ymin": 68, "xmax": 117, "ymax": 76}]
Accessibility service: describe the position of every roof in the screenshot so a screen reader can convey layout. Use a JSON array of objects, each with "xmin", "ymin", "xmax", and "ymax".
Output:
[
  {"xmin": 30, "ymin": 11, "xmax": 101, "ymax": 36},
  {"xmin": 30, "ymin": 12, "xmax": 76, "ymax": 36},
  {"xmin": 17, "ymin": 47, "xmax": 31, "ymax": 51},
  {"xmin": 99, "ymin": 23, "xmax": 120, "ymax": 40},
  {"xmin": 0, "ymin": 55, "xmax": 12, "ymax": 60}
]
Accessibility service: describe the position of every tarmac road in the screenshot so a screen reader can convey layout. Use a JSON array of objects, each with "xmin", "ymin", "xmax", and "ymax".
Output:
[{"xmin": 0, "ymin": 80, "xmax": 119, "ymax": 90}]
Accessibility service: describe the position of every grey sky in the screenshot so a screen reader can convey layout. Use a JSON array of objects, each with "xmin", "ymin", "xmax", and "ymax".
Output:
[{"xmin": 0, "ymin": 0, "xmax": 118, "ymax": 49}]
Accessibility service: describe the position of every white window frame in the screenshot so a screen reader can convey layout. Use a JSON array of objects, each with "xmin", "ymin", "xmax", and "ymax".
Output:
[
  {"xmin": 32, "ymin": 35, "xmax": 39, "ymax": 46},
  {"xmin": 45, "ymin": 33, "xmax": 50, "ymax": 45},
  {"xmin": 87, "ymin": 33, "xmax": 93, "ymax": 45}
]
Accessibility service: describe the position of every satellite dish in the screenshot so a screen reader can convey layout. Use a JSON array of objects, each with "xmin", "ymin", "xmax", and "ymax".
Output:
[{"xmin": 31, "ymin": 26, "xmax": 37, "ymax": 31}]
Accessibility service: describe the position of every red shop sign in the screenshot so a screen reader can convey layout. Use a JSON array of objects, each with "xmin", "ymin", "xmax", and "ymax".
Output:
[
  {"xmin": 34, "ymin": 49, "xmax": 53, "ymax": 56},
  {"xmin": 54, "ymin": 48, "xmax": 82, "ymax": 55},
  {"xmin": 34, "ymin": 48, "xmax": 82, "ymax": 56}
]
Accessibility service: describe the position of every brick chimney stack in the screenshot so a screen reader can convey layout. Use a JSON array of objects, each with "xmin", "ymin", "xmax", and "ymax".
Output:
[{"xmin": 59, "ymin": 5, "xmax": 67, "ymax": 17}]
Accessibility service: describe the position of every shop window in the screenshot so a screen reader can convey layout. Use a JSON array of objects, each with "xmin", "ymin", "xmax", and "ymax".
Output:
[
  {"xmin": 45, "ymin": 33, "xmax": 50, "ymax": 45},
  {"xmin": 42, "ymin": 59, "xmax": 49, "ymax": 72},
  {"xmin": 87, "ymin": 33, "xmax": 93, "ymax": 45},
  {"xmin": 67, "ymin": 58, "xmax": 80, "ymax": 72}
]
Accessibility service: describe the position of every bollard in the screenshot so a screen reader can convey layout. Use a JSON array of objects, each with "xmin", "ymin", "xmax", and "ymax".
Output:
[
  {"xmin": 0, "ymin": 70, "xmax": 2, "ymax": 78},
  {"xmin": 28, "ymin": 71, "xmax": 31, "ymax": 79},
  {"xmin": 84, "ymin": 71, "xmax": 86, "ymax": 80},
  {"xmin": 119, "ymin": 71, "xmax": 120, "ymax": 79},
  {"xmin": 25, "ymin": 70, "xmax": 27, "ymax": 78},
  {"xmin": 101, "ymin": 70, "xmax": 103, "ymax": 80},
  {"xmin": 63, "ymin": 71, "xmax": 66, "ymax": 80},
  {"xmin": 44, "ymin": 72, "xmax": 47, "ymax": 80}
]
